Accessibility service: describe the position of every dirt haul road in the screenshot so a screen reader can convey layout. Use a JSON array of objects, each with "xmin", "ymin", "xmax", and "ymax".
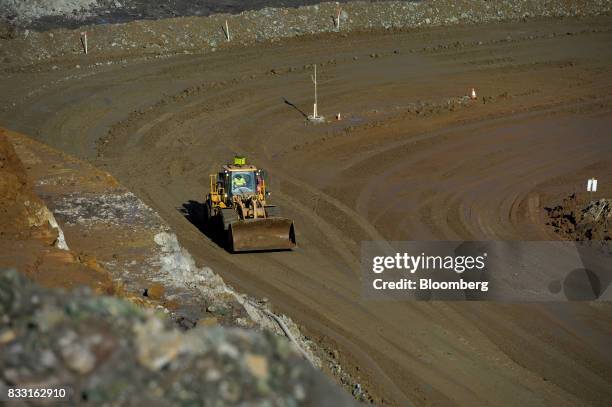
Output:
[{"xmin": 2, "ymin": 16, "xmax": 612, "ymax": 406}]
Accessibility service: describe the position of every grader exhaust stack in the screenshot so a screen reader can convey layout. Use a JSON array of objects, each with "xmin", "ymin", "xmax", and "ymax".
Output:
[{"xmin": 203, "ymin": 156, "xmax": 296, "ymax": 252}]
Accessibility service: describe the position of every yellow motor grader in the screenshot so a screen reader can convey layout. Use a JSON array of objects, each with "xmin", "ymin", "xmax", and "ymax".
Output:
[{"xmin": 202, "ymin": 156, "xmax": 296, "ymax": 252}]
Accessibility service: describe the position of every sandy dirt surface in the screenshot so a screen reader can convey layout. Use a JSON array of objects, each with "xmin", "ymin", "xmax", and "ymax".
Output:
[{"xmin": 1, "ymin": 15, "xmax": 612, "ymax": 406}]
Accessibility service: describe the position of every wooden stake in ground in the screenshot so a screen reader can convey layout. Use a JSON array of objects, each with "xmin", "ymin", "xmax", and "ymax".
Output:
[
  {"xmin": 81, "ymin": 31, "xmax": 88, "ymax": 55},
  {"xmin": 225, "ymin": 20, "xmax": 231, "ymax": 42}
]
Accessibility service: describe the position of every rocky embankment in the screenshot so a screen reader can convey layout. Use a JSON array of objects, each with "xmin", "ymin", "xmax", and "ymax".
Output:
[
  {"xmin": 1, "ymin": 0, "xmax": 356, "ymax": 29},
  {"xmin": 0, "ymin": 270, "xmax": 355, "ymax": 406},
  {"xmin": 0, "ymin": 128, "xmax": 364, "ymax": 403},
  {"xmin": 0, "ymin": 130, "xmax": 116, "ymax": 293},
  {"xmin": 1, "ymin": 1, "xmax": 611, "ymax": 70}
]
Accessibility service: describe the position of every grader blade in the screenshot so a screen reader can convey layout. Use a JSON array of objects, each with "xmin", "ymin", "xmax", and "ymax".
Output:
[{"xmin": 229, "ymin": 218, "xmax": 296, "ymax": 252}]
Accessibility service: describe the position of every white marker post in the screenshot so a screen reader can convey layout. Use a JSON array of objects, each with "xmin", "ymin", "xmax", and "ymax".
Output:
[
  {"xmin": 81, "ymin": 31, "xmax": 88, "ymax": 55},
  {"xmin": 308, "ymin": 64, "xmax": 324, "ymax": 122},
  {"xmin": 225, "ymin": 20, "xmax": 230, "ymax": 42},
  {"xmin": 313, "ymin": 64, "xmax": 318, "ymax": 118},
  {"xmin": 336, "ymin": 7, "xmax": 342, "ymax": 31},
  {"xmin": 587, "ymin": 177, "xmax": 598, "ymax": 202}
]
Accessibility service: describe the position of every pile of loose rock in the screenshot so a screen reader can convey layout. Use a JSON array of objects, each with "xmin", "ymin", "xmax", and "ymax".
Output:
[
  {"xmin": 546, "ymin": 194, "xmax": 611, "ymax": 243},
  {"xmin": 1, "ymin": 1, "xmax": 611, "ymax": 67},
  {"xmin": 0, "ymin": 270, "xmax": 356, "ymax": 406}
]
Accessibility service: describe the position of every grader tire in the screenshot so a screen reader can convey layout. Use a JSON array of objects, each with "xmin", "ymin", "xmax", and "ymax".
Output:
[
  {"xmin": 199, "ymin": 202, "xmax": 211, "ymax": 228},
  {"xmin": 220, "ymin": 208, "xmax": 239, "ymax": 231},
  {"xmin": 265, "ymin": 205, "xmax": 281, "ymax": 217}
]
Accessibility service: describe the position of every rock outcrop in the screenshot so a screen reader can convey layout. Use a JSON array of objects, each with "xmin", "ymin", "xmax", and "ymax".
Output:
[{"xmin": 0, "ymin": 270, "xmax": 355, "ymax": 406}]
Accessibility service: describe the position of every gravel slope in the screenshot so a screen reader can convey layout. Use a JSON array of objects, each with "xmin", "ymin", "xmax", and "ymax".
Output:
[{"xmin": 0, "ymin": 270, "xmax": 356, "ymax": 406}]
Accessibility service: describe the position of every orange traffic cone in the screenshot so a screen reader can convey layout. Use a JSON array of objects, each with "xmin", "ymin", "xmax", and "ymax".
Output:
[{"xmin": 470, "ymin": 88, "xmax": 477, "ymax": 100}]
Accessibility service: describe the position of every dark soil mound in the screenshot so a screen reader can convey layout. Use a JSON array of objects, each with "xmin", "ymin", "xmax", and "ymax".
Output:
[{"xmin": 546, "ymin": 194, "xmax": 611, "ymax": 242}]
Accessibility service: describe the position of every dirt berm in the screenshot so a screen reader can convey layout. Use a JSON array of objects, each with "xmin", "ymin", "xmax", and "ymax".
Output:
[{"xmin": 0, "ymin": 131, "xmax": 116, "ymax": 293}]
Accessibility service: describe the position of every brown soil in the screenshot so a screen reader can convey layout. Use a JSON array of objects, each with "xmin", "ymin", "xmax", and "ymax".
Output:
[
  {"xmin": 0, "ymin": 129, "xmax": 115, "ymax": 293},
  {"xmin": 1, "ymin": 15, "xmax": 612, "ymax": 406},
  {"xmin": 0, "ymin": 131, "xmax": 49, "ymax": 236}
]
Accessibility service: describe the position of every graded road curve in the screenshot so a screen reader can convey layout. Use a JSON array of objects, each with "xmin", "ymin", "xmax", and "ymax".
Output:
[{"xmin": 2, "ymin": 16, "xmax": 612, "ymax": 406}]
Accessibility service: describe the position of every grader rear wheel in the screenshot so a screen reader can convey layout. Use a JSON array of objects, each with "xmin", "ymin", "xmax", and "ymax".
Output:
[{"xmin": 200, "ymin": 202, "xmax": 211, "ymax": 227}]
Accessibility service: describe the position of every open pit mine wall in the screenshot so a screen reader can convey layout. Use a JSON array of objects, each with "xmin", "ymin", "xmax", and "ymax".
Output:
[{"xmin": 1, "ymin": 1, "xmax": 611, "ymax": 68}]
